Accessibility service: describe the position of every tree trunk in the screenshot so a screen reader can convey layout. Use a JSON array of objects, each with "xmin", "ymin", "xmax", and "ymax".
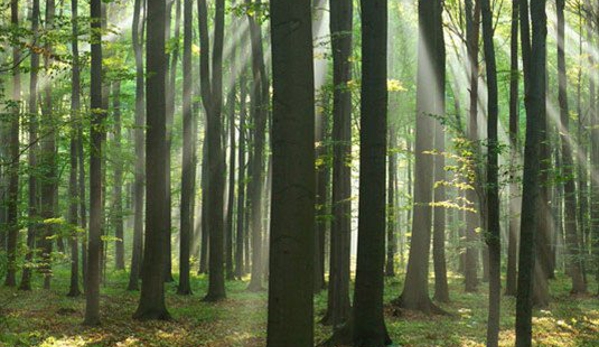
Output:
[
  {"xmin": 19, "ymin": 0, "xmax": 40, "ymax": 291},
  {"xmin": 67, "ymin": 0, "xmax": 82, "ymax": 297},
  {"xmin": 235, "ymin": 72, "xmax": 247, "ymax": 279},
  {"xmin": 352, "ymin": 0, "xmax": 391, "ymax": 343},
  {"xmin": 4, "ymin": 0, "xmax": 21, "ymax": 288},
  {"xmin": 113, "ymin": 80, "xmax": 125, "ymax": 271},
  {"xmin": 266, "ymin": 0, "xmax": 315, "ymax": 343},
  {"xmin": 480, "ymin": 0, "xmax": 500, "ymax": 342},
  {"xmin": 515, "ymin": 0, "xmax": 546, "ymax": 343},
  {"xmin": 133, "ymin": 0, "xmax": 171, "ymax": 320},
  {"xmin": 557, "ymin": 0, "xmax": 586, "ymax": 294},
  {"xmin": 386, "ymin": 126, "xmax": 397, "ymax": 278},
  {"xmin": 40, "ymin": 0, "xmax": 57, "ymax": 291},
  {"xmin": 198, "ymin": 0, "xmax": 226, "ymax": 301},
  {"xmin": 396, "ymin": 0, "xmax": 445, "ymax": 314},
  {"xmin": 323, "ymin": 0, "xmax": 353, "ymax": 326},
  {"xmin": 433, "ymin": 121, "xmax": 449, "ymax": 303},
  {"xmin": 505, "ymin": 0, "xmax": 520, "ymax": 297},
  {"xmin": 128, "ymin": 0, "xmax": 145, "ymax": 291},
  {"xmin": 246, "ymin": 0, "xmax": 269, "ymax": 292},
  {"xmin": 177, "ymin": 0, "xmax": 194, "ymax": 296},
  {"xmin": 465, "ymin": 0, "xmax": 481, "ymax": 293},
  {"xmin": 83, "ymin": 0, "xmax": 104, "ymax": 325},
  {"xmin": 225, "ymin": 14, "xmax": 237, "ymax": 281}
]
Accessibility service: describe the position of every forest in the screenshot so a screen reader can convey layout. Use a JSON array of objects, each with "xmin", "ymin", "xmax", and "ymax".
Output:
[{"xmin": 0, "ymin": 0, "xmax": 599, "ymax": 345}]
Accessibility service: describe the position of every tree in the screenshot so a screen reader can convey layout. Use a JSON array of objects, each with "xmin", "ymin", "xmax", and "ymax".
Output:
[
  {"xmin": 127, "ymin": 0, "xmax": 146, "ymax": 292},
  {"xmin": 40, "ymin": 0, "xmax": 57, "ymax": 291},
  {"xmin": 557, "ymin": 0, "xmax": 586, "ymax": 295},
  {"xmin": 433, "ymin": 120, "xmax": 449, "ymax": 303},
  {"xmin": 515, "ymin": 0, "xmax": 547, "ymax": 343},
  {"xmin": 352, "ymin": 0, "xmax": 391, "ymax": 344},
  {"xmin": 113, "ymin": 80, "xmax": 125, "ymax": 271},
  {"xmin": 198, "ymin": 0, "xmax": 226, "ymax": 301},
  {"xmin": 246, "ymin": 0, "xmax": 269, "ymax": 292},
  {"xmin": 177, "ymin": 0, "xmax": 194, "ymax": 296},
  {"xmin": 465, "ymin": 0, "xmax": 481, "ymax": 293},
  {"xmin": 19, "ymin": 0, "xmax": 40, "ymax": 291},
  {"xmin": 505, "ymin": 0, "xmax": 520, "ymax": 297},
  {"xmin": 395, "ymin": 0, "xmax": 446, "ymax": 313},
  {"xmin": 84, "ymin": 0, "xmax": 105, "ymax": 325},
  {"xmin": 235, "ymin": 71, "xmax": 248, "ymax": 279},
  {"xmin": 266, "ymin": 0, "xmax": 315, "ymax": 344},
  {"xmin": 324, "ymin": 0, "xmax": 353, "ymax": 326},
  {"xmin": 4, "ymin": 0, "xmax": 21, "ymax": 288},
  {"xmin": 67, "ymin": 0, "xmax": 82, "ymax": 297},
  {"xmin": 480, "ymin": 0, "xmax": 500, "ymax": 342},
  {"xmin": 133, "ymin": 0, "xmax": 171, "ymax": 320}
]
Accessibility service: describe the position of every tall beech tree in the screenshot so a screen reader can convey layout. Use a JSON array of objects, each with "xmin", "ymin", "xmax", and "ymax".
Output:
[
  {"xmin": 396, "ymin": 0, "xmax": 445, "ymax": 313},
  {"xmin": 557, "ymin": 0, "xmax": 586, "ymax": 295},
  {"xmin": 67, "ymin": 0, "xmax": 82, "ymax": 297},
  {"xmin": 177, "ymin": 0, "xmax": 194, "ymax": 296},
  {"xmin": 325, "ymin": 0, "xmax": 353, "ymax": 326},
  {"xmin": 4, "ymin": 0, "xmax": 21, "ymax": 288},
  {"xmin": 352, "ymin": 0, "xmax": 391, "ymax": 343},
  {"xmin": 127, "ymin": 0, "xmax": 146, "ymax": 292},
  {"xmin": 480, "ymin": 0, "xmax": 500, "ymax": 342},
  {"xmin": 19, "ymin": 0, "xmax": 40, "ymax": 291},
  {"xmin": 246, "ymin": 0, "xmax": 269, "ymax": 292},
  {"xmin": 515, "ymin": 0, "xmax": 547, "ymax": 343},
  {"xmin": 505, "ymin": 0, "xmax": 520, "ymax": 297},
  {"xmin": 266, "ymin": 0, "xmax": 315, "ymax": 344},
  {"xmin": 198, "ymin": 0, "xmax": 226, "ymax": 301},
  {"xmin": 84, "ymin": 0, "xmax": 104, "ymax": 325},
  {"xmin": 133, "ymin": 0, "xmax": 171, "ymax": 320}
]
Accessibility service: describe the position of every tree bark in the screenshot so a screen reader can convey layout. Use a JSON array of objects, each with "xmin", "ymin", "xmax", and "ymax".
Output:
[
  {"xmin": 67, "ymin": 0, "xmax": 82, "ymax": 297},
  {"xmin": 177, "ymin": 0, "xmax": 194, "ymax": 296},
  {"xmin": 266, "ymin": 0, "xmax": 315, "ymax": 343},
  {"xmin": 84, "ymin": 0, "xmax": 104, "ymax": 325},
  {"xmin": 4, "ymin": 0, "xmax": 21, "ymax": 288},
  {"xmin": 515, "ymin": 0, "xmax": 546, "ymax": 343},
  {"xmin": 352, "ymin": 0, "xmax": 391, "ymax": 343},
  {"xmin": 19, "ymin": 0, "xmax": 40, "ymax": 291},
  {"xmin": 133, "ymin": 0, "xmax": 171, "ymax": 320},
  {"xmin": 127, "ymin": 0, "xmax": 146, "ymax": 291},
  {"xmin": 557, "ymin": 0, "xmax": 586, "ymax": 294},
  {"xmin": 113, "ymin": 80, "xmax": 125, "ymax": 271}
]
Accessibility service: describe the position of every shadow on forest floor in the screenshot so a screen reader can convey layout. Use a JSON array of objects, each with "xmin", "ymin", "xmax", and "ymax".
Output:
[{"xmin": 1, "ymin": 267, "xmax": 599, "ymax": 346}]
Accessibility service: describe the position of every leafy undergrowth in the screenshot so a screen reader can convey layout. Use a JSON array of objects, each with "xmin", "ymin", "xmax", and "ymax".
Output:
[{"xmin": 1, "ymin": 267, "xmax": 598, "ymax": 346}]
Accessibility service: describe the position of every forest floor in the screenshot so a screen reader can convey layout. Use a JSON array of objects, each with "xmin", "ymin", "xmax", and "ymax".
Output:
[{"xmin": 1, "ymin": 266, "xmax": 599, "ymax": 347}]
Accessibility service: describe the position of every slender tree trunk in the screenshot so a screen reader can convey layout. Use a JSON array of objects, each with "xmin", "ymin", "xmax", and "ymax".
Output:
[
  {"xmin": 505, "ymin": 0, "xmax": 520, "ymax": 297},
  {"xmin": 323, "ymin": 0, "xmax": 353, "ymax": 326},
  {"xmin": 19, "ymin": 0, "xmax": 40, "ymax": 291},
  {"xmin": 352, "ymin": 0, "xmax": 391, "ymax": 343},
  {"xmin": 246, "ymin": 0, "xmax": 268, "ymax": 292},
  {"xmin": 480, "ymin": 0, "xmax": 500, "ymax": 342},
  {"xmin": 40, "ymin": 0, "xmax": 57, "ymax": 291},
  {"xmin": 557, "ymin": 0, "xmax": 586, "ymax": 294},
  {"xmin": 199, "ymin": 137, "xmax": 209, "ymax": 274},
  {"xmin": 235, "ymin": 73, "xmax": 247, "ymax": 279},
  {"xmin": 83, "ymin": 0, "xmax": 104, "ymax": 325},
  {"xmin": 67, "ymin": 0, "xmax": 82, "ymax": 296},
  {"xmin": 386, "ymin": 126, "xmax": 397, "ymax": 278},
  {"xmin": 128, "ymin": 0, "xmax": 146, "ymax": 291},
  {"xmin": 465, "ymin": 0, "xmax": 481, "ymax": 293},
  {"xmin": 225, "ymin": 15, "xmax": 237, "ymax": 281},
  {"xmin": 266, "ymin": 0, "xmax": 315, "ymax": 343},
  {"xmin": 4, "ymin": 0, "xmax": 21, "ymax": 288},
  {"xmin": 433, "ymin": 121, "xmax": 449, "ymax": 303},
  {"xmin": 113, "ymin": 80, "xmax": 125, "ymax": 271},
  {"xmin": 515, "ymin": 0, "xmax": 546, "ymax": 343},
  {"xmin": 133, "ymin": 0, "xmax": 171, "ymax": 320},
  {"xmin": 396, "ymin": 0, "xmax": 446, "ymax": 313},
  {"xmin": 198, "ymin": 0, "xmax": 226, "ymax": 301},
  {"xmin": 177, "ymin": 0, "xmax": 194, "ymax": 296}
]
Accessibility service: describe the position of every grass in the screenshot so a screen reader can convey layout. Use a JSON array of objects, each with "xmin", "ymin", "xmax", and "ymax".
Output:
[{"xmin": 1, "ymin": 266, "xmax": 599, "ymax": 346}]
